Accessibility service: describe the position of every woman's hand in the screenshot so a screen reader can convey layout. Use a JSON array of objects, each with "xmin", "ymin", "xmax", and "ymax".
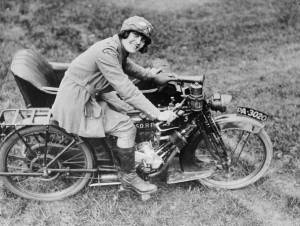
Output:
[
  {"xmin": 152, "ymin": 72, "xmax": 177, "ymax": 85},
  {"xmin": 148, "ymin": 68, "xmax": 177, "ymax": 85},
  {"xmin": 148, "ymin": 67, "xmax": 162, "ymax": 75}
]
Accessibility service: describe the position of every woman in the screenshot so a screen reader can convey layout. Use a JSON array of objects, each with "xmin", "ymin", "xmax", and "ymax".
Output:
[{"xmin": 52, "ymin": 16, "xmax": 176, "ymax": 194}]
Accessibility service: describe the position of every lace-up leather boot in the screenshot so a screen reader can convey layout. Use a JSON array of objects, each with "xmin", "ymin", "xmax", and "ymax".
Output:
[{"xmin": 115, "ymin": 147, "xmax": 157, "ymax": 194}]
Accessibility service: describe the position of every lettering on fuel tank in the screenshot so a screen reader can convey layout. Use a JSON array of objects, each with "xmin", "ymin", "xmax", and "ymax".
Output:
[{"xmin": 135, "ymin": 121, "xmax": 154, "ymax": 129}]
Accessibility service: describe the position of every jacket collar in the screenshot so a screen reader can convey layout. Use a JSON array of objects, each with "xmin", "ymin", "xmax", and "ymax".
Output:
[{"xmin": 112, "ymin": 34, "xmax": 129, "ymax": 58}]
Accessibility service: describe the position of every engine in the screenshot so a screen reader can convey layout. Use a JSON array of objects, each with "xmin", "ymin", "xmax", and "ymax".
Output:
[{"xmin": 135, "ymin": 141, "xmax": 163, "ymax": 170}]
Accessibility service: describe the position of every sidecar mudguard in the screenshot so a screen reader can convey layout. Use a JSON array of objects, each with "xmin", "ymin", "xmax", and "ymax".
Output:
[{"xmin": 178, "ymin": 113, "xmax": 266, "ymax": 173}]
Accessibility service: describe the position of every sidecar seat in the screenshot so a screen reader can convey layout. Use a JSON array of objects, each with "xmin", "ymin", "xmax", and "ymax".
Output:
[{"xmin": 10, "ymin": 49, "xmax": 69, "ymax": 108}]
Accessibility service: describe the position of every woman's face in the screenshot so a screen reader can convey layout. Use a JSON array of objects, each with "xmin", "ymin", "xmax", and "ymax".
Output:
[{"xmin": 121, "ymin": 31, "xmax": 146, "ymax": 53}]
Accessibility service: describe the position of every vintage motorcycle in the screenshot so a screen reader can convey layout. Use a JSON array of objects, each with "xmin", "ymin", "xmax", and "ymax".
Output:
[{"xmin": 0, "ymin": 49, "xmax": 273, "ymax": 201}]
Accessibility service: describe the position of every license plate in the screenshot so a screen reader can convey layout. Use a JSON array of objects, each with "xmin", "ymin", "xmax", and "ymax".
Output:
[{"xmin": 237, "ymin": 107, "xmax": 268, "ymax": 122}]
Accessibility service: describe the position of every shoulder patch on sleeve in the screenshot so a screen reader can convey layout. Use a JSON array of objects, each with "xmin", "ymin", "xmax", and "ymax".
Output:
[{"xmin": 102, "ymin": 48, "xmax": 116, "ymax": 55}]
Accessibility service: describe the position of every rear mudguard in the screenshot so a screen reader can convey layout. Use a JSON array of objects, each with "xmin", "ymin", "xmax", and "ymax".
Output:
[{"xmin": 179, "ymin": 113, "xmax": 267, "ymax": 171}]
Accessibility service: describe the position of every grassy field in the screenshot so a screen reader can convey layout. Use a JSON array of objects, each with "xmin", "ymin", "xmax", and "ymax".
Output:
[{"xmin": 0, "ymin": 0, "xmax": 299, "ymax": 225}]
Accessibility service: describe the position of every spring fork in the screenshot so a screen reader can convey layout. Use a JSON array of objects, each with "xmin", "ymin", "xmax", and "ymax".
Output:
[{"xmin": 200, "ymin": 111, "xmax": 230, "ymax": 171}]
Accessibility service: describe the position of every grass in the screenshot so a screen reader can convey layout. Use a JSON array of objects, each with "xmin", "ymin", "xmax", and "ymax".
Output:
[
  {"xmin": 0, "ymin": 0, "xmax": 299, "ymax": 225},
  {"xmin": 0, "ymin": 185, "xmax": 265, "ymax": 225}
]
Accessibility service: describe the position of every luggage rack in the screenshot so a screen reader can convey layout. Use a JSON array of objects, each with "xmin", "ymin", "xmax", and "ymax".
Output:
[{"xmin": 0, "ymin": 108, "xmax": 52, "ymax": 126}]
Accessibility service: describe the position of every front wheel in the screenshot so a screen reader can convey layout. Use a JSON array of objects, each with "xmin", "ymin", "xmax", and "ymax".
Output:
[
  {"xmin": 0, "ymin": 126, "xmax": 94, "ymax": 201},
  {"xmin": 198, "ymin": 114, "xmax": 273, "ymax": 189}
]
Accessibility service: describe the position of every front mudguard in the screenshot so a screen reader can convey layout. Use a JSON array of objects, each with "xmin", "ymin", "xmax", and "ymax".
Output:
[
  {"xmin": 214, "ymin": 113, "xmax": 265, "ymax": 134},
  {"xmin": 179, "ymin": 113, "xmax": 271, "ymax": 172}
]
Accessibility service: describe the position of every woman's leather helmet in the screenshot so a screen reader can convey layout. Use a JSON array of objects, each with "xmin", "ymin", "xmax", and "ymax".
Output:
[{"xmin": 120, "ymin": 16, "xmax": 153, "ymax": 44}]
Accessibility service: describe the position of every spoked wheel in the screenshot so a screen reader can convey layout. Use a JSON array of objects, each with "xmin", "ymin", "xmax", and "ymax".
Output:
[
  {"xmin": 0, "ymin": 126, "xmax": 94, "ymax": 201},
  {"xmin": 197, "ymin": 116, "xmax": 273, "ymax": 189}
]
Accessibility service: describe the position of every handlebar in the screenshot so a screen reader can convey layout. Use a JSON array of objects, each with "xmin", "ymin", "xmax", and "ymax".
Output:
[{"xmin": 170, "ymin": 74, "xmax": 204, "ymax": 84}]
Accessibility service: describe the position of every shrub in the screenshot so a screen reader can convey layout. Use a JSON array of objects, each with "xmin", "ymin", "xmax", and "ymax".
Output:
[
  {"xmin": 0, "ymin": 0, "xmax": 299, "ymax": 77},
  {"xmin": 270, "ymin": 0, "xmax": 300, "ymax": 28}
]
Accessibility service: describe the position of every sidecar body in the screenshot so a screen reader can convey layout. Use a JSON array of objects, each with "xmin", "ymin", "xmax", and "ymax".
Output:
[{"xmin": 10, "ymin": 49, "xmax": 66, "ymax": 108}]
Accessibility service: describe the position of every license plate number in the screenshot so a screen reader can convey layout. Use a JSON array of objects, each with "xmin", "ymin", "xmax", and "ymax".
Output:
[{"xmin": 237, "ymin": 107, "xmax": 268, "ymax": 122}]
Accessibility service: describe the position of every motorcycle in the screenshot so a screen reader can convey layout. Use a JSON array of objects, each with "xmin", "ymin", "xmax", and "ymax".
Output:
[{"xmin": 0, "ymin": 49, "xmax": 273, "ymax": 201}]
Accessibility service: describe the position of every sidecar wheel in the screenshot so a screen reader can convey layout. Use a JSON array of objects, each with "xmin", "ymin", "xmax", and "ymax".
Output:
[
  {"xmin": 0, "ymin": 126, "xmax": 94, "ymax": 201},
  {"xmin": 198, "ymin": 117, "xmax": 273, "ymax": 189}
]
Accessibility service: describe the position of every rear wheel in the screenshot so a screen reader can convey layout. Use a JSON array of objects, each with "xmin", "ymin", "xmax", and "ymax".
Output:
[
  {"xmin": 0, "ymin": 126, "xmax": 94, "ymax": 201},
  {"xmin": 198, "ymin": 117, "xmax": 273, "ymax": 189}
]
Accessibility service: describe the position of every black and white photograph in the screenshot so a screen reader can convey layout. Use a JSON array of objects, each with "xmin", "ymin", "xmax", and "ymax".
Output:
[{"xmin": 0, "ymin": 0, "xmax": 299, "ymax": 225}]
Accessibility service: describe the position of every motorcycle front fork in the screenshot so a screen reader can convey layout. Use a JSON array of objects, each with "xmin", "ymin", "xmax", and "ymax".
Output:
[
  {"xmin": 198, "ymin": 112, "xmax": 231, "ymax": 172},
  {"xmin": 201, "ymin": 131, "xmax": 230, "ymax": 172}
]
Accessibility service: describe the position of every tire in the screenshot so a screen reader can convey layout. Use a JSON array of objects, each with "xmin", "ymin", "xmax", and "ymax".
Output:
[
  {"xmin": 0, "ymin": 126, "xmax": 94, "ymax": 201},
  {"xmin": 198, "ymin": 115, "xmax": 273, "ymax": 189}
]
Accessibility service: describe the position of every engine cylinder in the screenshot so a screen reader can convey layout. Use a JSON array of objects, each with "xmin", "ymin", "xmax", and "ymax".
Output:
[{"xmin": 189, "ymin": 82, "xmax": 204, "ymax": 111}]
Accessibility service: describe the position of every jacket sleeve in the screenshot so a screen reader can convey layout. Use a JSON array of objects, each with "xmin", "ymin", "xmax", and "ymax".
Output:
[
  {"xmin": 123, "ymin": 58, "xmax": 155, "ymax": 81},
  {"xmin": 95, "ymin": 47, "xmax": 160, "ymax": 119},
  {"xmin": 100, "ymin": 91, "xmax": 134, "ymax": 114}
]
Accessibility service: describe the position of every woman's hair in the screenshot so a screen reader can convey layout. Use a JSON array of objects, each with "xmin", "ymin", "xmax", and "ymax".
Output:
[{"xmin": 118, "ymin": 30, "xmax": 151, "ymax": 53}]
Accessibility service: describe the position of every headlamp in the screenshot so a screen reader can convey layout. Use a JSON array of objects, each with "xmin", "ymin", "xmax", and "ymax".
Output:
[{"xmin": 209, "ymin": 93, "xmax": 232, "ymax": 112}]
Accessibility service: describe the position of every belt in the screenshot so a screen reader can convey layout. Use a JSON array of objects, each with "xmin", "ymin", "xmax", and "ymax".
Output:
[{"xmin": 66, "ymin": 72, "xmax": 114, "ymax": 98}]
